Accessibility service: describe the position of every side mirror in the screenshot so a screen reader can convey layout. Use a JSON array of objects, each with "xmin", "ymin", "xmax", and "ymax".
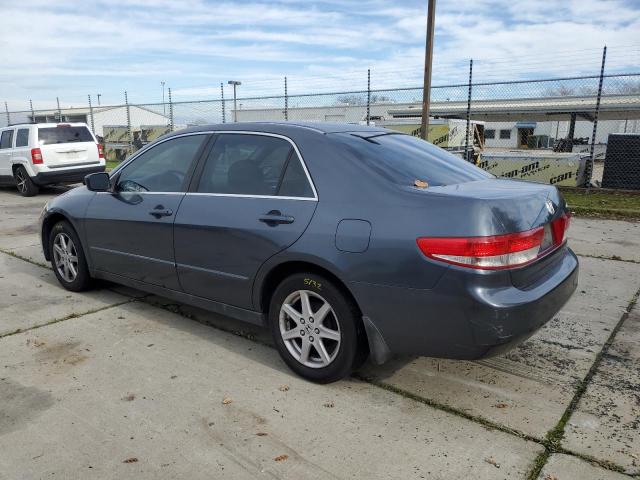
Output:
[{"xmin": 85, "ymin": 172, "xmax": 111, "ymax": 192}]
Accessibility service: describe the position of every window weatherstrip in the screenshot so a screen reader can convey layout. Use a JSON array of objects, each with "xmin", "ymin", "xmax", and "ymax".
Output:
[{"xmin": 109, "ymin": 130, "xmax": 319, "ymax": 201}]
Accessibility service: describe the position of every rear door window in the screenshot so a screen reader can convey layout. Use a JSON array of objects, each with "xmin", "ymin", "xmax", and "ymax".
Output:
[
  {"xmin": 38, "ymin": 126, "xmax": 94, "ymax": 145},
  {"xmin": 197, "ymin": 133, "xmax": 304, "ymax": 196},
  {"xmin": 0, "ymin": 130, "xmax": 13, "ymax": 149},
  {"xmin": 15, "ymin": 129, "xmax": 29, "ymax": 147},
  {"xmin": 335, "ymin": 132, "xmax": 493, "ymax": 186}
]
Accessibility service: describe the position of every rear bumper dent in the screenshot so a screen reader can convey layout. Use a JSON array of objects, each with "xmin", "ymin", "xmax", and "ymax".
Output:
[{"xmin": 351, "ymin": 247, "xmax": 579, "ymax": 361}]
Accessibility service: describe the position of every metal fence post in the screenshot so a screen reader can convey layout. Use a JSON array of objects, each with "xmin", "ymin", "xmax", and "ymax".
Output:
[
  {"xmin": 284, "ymin": 76, "xmax": 288, "ymax": 121},
  {"xmin": 29, "ymin": 99, "xmax": 35, "ymax": 123},
  {"xmin": 220, "ymin": 82, "xmax": 226, "ymax": 124},
  {"xmin": 465, "ymin": 59, "xmax": 473, "ymax": 162},
  {"xmin": 125, "ymin": 91, "xmax": 132, "ymax": 154},
  {"xmin": 88, "ymin": 95, "xmax": 95, "ymax": 134},
  {"xmin": 168, "ymin": 88, "xmax": 174, "ymax": 131},
  {"xmin": 56, "ymin": 97, "xmax": 62, "ymax": 121},
  {"xmin": 585, "ymin": 46, "xmax": 607, "ymax": 187},
  {"xmin": 367, "ymin": 69, "xmax": 371, "ymax": 126},
  {"xmin": 4, "ymin": 101, "xmax": 10, "ymax": 126}
]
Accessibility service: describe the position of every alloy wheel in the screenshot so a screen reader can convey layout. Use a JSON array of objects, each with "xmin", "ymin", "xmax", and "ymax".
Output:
[
  {"xmin": 53, "ymin": 233, "xmax": 79, "ymax": 283},
  {"xmin": 279, "ymin": 290, "xmax": 341, "ymax": 368},
  {"xmin": 15, "ymin": 170, "xmax": 27, "ymax": 194}
]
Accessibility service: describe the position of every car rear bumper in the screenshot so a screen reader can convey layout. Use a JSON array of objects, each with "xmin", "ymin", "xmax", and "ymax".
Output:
[
  {"xmin": 350, "ymin": 245, "xmax": 579, "ymax": 362},
  {"xmin": 32, "ymin": 165, "xmax": 105, "ymax": 186}
]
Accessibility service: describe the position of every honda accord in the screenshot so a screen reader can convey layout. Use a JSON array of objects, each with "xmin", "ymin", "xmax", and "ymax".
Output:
[{"xmin": 40, "ymin": 122, "xmax": 578, "ymax": 383}]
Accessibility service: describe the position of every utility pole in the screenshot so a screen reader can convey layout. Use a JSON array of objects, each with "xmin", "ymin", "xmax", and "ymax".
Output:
[
  {"xmin": 228, "ymin": 80, "xmax": 241, "ymax": 122},
  {"xmin": 161, "ymin": 81, "xmax": 166, "ymax": 115},
  {"xmin": 420, "ymin": 0, "xmax": 436, "ymax": 140}
]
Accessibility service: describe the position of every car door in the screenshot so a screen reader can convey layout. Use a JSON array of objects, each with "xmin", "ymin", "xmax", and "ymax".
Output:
[
  {"xmin": 174, "ymin": 132, "xmax": 318, "ymax": 309},
  {"xmin": 84, "ymin": 133, "xmax": 210, "ymax": 290}
]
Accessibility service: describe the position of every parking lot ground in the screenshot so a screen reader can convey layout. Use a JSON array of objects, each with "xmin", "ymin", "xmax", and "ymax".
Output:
[
  {"xmin": 0, "ymin": 187, "xmax": 639, "ymax": 479},
  {"xmin": 0, "ymin": 301, "xmax": 544, "ymax": 479},
  {"xmin": 539, "ymin": 454, "xmax": 632, "ymax": 480},
  {"xmin": 564, "ymin": 303, "xmax": 640, "ymax": 475},
  {"xmin": 0, "ymin": 253, "xmax": 129, "ymax": 337}
]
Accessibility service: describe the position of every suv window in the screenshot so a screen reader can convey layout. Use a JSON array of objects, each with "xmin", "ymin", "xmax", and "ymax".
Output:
[
  {"xmin": 197, "ymin": 134, "xmax": 312, "ymax": 197},
  {"xmin": 38, "ymin": 126, "xmax": 94, "ymax": 145},
  {"xmin": 16, "ymin": 129, "xmax": 29, "ymax": 147},
  {"xmin": 0, "ymin": 130, "xmax": 13, "ymax": 149},
  {"xmin": 116, "ymin": 134, "xmax": 206, "ymax": 193},
  {"xmin": 335, "ymin": 132, "xmax": 493, "ymax": 187}
]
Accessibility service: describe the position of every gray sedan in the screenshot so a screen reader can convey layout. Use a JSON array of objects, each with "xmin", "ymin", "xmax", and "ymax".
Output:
[{"xmin": 40, "ymin": 122, "xmax": 578, "ymax": 383}]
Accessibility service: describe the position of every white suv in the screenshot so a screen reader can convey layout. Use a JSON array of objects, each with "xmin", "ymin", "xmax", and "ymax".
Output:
[{"xmin": 0, "ymin": 123, "xmax": 106, "ymax": 196}]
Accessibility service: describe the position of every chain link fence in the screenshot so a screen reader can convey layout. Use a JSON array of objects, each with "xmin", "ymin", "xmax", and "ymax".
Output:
[{"xmin": 3, "ymin": 68, "xmax": 639, "ymax": 190}]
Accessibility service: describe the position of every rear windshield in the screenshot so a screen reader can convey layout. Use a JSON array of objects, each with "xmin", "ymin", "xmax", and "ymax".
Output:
[
  {"xmin": 335, "ymin": 132, "xmax": 493, "ymax": 186},
  {"xmin": 38, "ymin": 126, "xmax": 94, "ymax": 145}
]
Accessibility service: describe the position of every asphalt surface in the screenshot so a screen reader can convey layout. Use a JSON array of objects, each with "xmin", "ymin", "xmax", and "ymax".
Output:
[{"xmin": 0, "ymin": 185, "xmax": 638, "ymax": 480}]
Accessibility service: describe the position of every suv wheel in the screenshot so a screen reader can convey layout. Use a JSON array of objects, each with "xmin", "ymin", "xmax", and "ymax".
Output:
[
  {"xmin": 269, "ymin": 273, "xmax": 366, "ymax": 383},
  {"xmin": 14, "ymin": 166, "xmax": 39, "ymax": 197},
  {"xmin": 49, "ymin": 221, "xmax": 93, "ymax": 291}
]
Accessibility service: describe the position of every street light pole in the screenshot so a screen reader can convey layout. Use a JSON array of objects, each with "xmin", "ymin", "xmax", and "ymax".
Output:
[
  {"xmin": 228, "ymin": 80, "xmax": 241, "ymax": 122},
  {"xmin": 161, "ymin": 81, "xmax": 166, "ymax": 115},
  {"xmin": 420, "ymin": 0, "xmax": 436, "ymax": 140}
]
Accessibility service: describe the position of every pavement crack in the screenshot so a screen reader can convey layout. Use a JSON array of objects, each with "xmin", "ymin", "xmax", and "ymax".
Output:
[
  {"xmin": 0, "ymin": 298, "xmax": 137, "ymax": 339},
  {"xmin": 525, "ymin": 287, "xmax": 640, "ymax": 480},
  {"xmin": 0, "ymin": 248, "xmax": 48, "ymax": 268},
  {"xmin": 576, "ymin": 253, "xmax": 640, "ymax": 264}
]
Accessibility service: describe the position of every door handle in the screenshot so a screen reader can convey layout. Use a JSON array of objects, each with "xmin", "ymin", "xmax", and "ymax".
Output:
[
  {"xmin": 259, "ymin": 210, "xmax": 295, "ymax": 226},
  {"xmin": 149, "ymin": 205, "xmax": 173, "ymax": 218}
]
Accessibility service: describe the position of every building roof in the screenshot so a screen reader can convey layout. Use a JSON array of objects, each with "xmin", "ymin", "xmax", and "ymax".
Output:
[
  {"xmin": 388, "ymin": 94, "xmax": 640, "ymax": 122},
  {"xmin": 30, "ymin": 105, "xmax": 168, "ymax": 118}
]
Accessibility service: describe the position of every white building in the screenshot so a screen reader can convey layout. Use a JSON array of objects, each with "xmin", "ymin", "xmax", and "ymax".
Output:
[
  {"xmin": 234, "ymin": 94, "xmax": 640, "ymax": 151},
  {"xmin": 29, "ymin": 105, "xmax": 169, "ymax": 137}
]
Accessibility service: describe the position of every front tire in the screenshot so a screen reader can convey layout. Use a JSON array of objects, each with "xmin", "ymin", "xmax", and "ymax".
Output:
[
  {"xmin": 49, "ymin": 221, "xmax": 93, "ymax": 291},
  {"xmin": 14, "ymin": 166, "xmax": 39, "ymax": 197},
  {"xmin": 269, "ymin": 273, "xmax": 365, "ymax": 383}
]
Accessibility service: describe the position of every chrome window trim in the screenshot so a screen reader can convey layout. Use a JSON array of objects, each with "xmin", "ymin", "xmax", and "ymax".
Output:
[
  {"xmin": 109, "ymin": 130, "xmax": 318, "ymax": 201},
  {"xmin": 96, "ymin": 191, "xmax": 315, "ymax": 202}
]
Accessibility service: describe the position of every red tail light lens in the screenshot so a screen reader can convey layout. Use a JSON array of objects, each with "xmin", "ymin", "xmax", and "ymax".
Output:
[
  {"xmin": 97, "ymin": 143, "xmax": 104, "ymax": 159},
  {"xmin": 417, "ymin": 213, "xmax": 571, "ymax": 270},
  {"xmin": 551, "ymin": 212, "xmax": 571, "ymax": 244},
  {"xmin": 31, "ymin": 148, "xmax": 43, "ymax": 164}
]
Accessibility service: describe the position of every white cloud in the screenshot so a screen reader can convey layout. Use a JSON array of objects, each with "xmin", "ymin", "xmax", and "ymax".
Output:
[{"xmin": 0, "ymin": 0, "xmax": 638, "ymax": 108}]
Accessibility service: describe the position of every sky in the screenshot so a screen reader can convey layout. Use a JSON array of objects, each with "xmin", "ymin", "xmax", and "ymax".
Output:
[{"xmin": 0, "ymin": 0, "xmax": 639, "ymax": 110}]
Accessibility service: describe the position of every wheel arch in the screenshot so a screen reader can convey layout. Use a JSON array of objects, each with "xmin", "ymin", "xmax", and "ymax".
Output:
[
  {"xmin": 257, "ymin": 260, "xmax": 361, "ymax": 318},
  {"xmin": 41, "ymin": 211, "xmax": 77, "ymax": 261},
  {"xmin": 11, "ymin": 160, "xmax": 34, "ymax": 177}
]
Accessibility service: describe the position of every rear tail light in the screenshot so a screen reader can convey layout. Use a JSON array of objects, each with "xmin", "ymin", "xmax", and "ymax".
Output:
[
  {"xmin": 97, "ymin": 143, "xmax": 104, "ymax": 159},
  {"xmin": 417, "ymin": 213, "xmax": 571, "ymax": 270},
  {"xmin": 31, "ymin": 148, "xmax": 43, "ymax": 164}
]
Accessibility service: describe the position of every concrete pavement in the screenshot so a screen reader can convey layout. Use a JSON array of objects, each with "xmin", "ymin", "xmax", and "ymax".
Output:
[{"xmin": 0, "ymin": 187, "xmax": 638, "ymax": 479}]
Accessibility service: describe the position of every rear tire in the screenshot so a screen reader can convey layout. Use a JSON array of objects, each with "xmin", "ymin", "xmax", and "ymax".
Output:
[
  {"xmin": 49, "ymin": 221, "xmax": 93, "ymax": 291},
  {"xmin": 269, "ymin": 273, "xmax": 366, "ymax": 383},
  {"xmin": 14, "ymin": 166, "xmax": 39, "ymax": 197}
]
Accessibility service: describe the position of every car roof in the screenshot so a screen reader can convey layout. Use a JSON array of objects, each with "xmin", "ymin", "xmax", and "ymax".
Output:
[{"xmin": 172, "ymin": 121, "xmax": 391, "ymax": 137}]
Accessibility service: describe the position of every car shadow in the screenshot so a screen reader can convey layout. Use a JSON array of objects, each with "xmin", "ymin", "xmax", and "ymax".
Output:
[{"xmin": 101, "ymin": 280, "xmax": 408, "ymax": 383}]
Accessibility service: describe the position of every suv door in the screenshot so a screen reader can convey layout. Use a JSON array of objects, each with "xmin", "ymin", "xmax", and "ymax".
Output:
[
  {"xmin": 84, "ymin": 133, "xmax": 210, "ymax": 290},
  {"xmin": 174, "ymin": 132, "xmax": 318, "ymax": 309},
  {"xmin": 0, "ymin": 129, "xmax": 15, "ymax": 182}
]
